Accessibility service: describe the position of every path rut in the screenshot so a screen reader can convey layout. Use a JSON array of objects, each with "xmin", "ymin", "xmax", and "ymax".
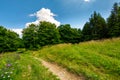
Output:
[{"xmin": 34, "ymin": 57, "xmax": 84, "ymax": 80}]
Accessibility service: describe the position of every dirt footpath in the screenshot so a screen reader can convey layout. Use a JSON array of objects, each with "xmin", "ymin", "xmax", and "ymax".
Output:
[{"xmin": 34, "ymin": 57, "xmax": 84, "ymax": 80}]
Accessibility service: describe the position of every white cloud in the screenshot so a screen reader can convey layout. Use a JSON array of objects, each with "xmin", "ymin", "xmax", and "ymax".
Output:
[
  {"xmin": 26, "ymin": 8, "xmax": 60, "ymax": 27},
  {"xmin": 11, "ymin": 29, "xmax": 23, "ymax": 38},
  {"xmin": 29, "ymin": 13, "xmax": 36, "ymax": 17},
  {"xmin": 84, "ymin": 0, "xmax": 90, "ymax": 2}
]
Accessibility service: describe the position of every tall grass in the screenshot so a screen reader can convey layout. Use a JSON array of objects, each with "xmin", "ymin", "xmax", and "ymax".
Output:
[
  {"xmin": 0, "ymin": 52, "xmax": 59, "ymax": 80},
  {"xmin": 34, "ymin": 38, "xmax": 120, "ymax": 80}
]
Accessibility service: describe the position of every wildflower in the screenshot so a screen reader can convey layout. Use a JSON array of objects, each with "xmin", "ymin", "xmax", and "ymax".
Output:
[
  {"xmin": 8, "ymin": 75, "xmax": 10, "ymax": 77},
  {"xmin": 10, "ymin": 71, "xmax": 13, "ymax": 74},
  {"xmin": 6, "ymin": 63, "xmax": 12, "ymax": 67}
]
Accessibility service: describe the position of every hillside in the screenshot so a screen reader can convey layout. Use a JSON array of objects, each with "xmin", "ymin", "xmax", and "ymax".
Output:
[
  {"xmin": 0, "ymin": 38, "xmax": 120, "ymax": 80},
  {"xmin": 33, "ymin": 38, "xmax": 120, "ymax": 80},
  {"xmin": 0, "ymin": 1, "xmax": 120, "ymax": 80}
]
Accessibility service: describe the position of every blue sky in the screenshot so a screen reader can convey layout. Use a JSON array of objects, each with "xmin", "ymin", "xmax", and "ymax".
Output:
[{"xmin": 0, "ymin": 0, "xmax": 120, "ymax": 35}]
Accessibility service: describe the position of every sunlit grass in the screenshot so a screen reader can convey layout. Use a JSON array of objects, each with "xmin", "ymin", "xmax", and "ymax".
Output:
[
  {"xmin": 0, "ymin": 38, "xmax": 119, "ymax": 80},
  {"xmin": 0, "ymin": 52, "xmax": 59, "ymax": 80},
  {"xmin": 34, "ymin": 38, "xmax": 120, "ymax": 80}
]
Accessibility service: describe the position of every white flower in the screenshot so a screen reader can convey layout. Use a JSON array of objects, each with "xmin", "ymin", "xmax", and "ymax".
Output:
[
  {"xmin": 10, "ymin": 71, "xmax": 13, "ymax": 74},
  {"xmin": 8, "ymin": 75, "xmax": 10, "ymax": 77}
]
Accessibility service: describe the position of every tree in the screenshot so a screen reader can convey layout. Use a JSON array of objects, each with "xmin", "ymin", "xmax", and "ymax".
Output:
[
  {"xmin": 22, "ymin": 21, "xmax": 60, "ymax": 49},
  {"xmin": 22, "ymin": 24, "xmax": 39, "ymax": 49},
  {"xmin": 58, "ymin": 24, "xmax": 82, "ymax": 43},
  {"xmin": 0, "ymin": 26, "xmax": 21, "ymax": 52},
  {"xmin": 82, "ymin": 22, "xmax": 92, "ymax": 41},
  {"xmin": 82, "ymin": 11, "xmax": 107, "ymax": 40},
  {"xmin": 89, "ymin": 11, "xmax": 107, "ymax": 39},
  {"xmin": 78, "ymin": 28, "xmax": 83, "ymax": 42},
  {"xmin": 107, "ymin": 2, "xmax": 120, "ymax": 37},
  {"xmin": 38, "ymin": 21, "xmax": 60, "ymax": 46}
]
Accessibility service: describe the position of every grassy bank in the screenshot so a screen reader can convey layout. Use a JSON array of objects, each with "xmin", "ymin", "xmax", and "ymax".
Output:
[
  {"xmin": 33, "ymin": 38, "xmax": 120, "ymax": 80},
  {"xmin": 0, "ymin": 52, "xmax": 59, "ymax": 80}
]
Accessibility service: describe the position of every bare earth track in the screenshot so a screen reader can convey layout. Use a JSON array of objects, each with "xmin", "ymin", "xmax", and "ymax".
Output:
[{"xmin": 34, "ymin": 57, "xmax": 84, "ymax": 80}]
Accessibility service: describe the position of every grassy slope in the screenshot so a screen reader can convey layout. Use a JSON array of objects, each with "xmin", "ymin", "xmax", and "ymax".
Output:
[
  {"xmin": 33, "ymin": 38, "xmax": 120, "ymax": 80},
  {"xmin": 0, "ymin": 52, "xmax": 59, "ymax": 80}
]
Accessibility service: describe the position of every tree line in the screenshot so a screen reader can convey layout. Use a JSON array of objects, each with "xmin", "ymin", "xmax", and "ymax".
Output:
[
  {"xmin": 0, "ymin": 2, "xmax": 120, "ymax": 51},
  {"xmin": 0, "ymin": 26, "xmax": 23, "ymax": 52},
  {"xmin": 82, "ymin": 2, "xmax": 120, "ymax": 41}
]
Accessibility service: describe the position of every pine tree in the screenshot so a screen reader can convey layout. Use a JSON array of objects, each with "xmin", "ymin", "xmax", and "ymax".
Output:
[
  {"xmin": 82, "ymin": 22, "xmax": 92, "ymax": 41},
  {"xmin": 83, "ymin": 11, "xmax": 107, "ymax": 40},
  {"xmin": 107, "ymin": 2, "xmax": 120, "ymax": 37},
  {"xmin": 90, "ymin": 12, "xmax": 107, "ymax": 39}
]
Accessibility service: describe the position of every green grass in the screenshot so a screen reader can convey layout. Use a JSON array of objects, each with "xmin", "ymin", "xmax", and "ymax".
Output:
[
  {"xmin": 0, "ymin": 52, "xmax": 59, "ymax": 80},
  {"xmin": 0, "ymin": 38, "xmax": 120, "ymax": 80},
  {"xmin": 33, "ymin": 38, "xmax": 120, "ymax": 80}
]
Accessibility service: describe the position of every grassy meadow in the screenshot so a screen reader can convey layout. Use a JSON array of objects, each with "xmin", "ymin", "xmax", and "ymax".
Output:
[
  {"xmin": 33, "ymin": 38, "xmax": 120, "ymax": 80},
  {"xmin": 0, "ymin": 52, "xmax": 59, "ymax": 80},
  {"xmin": 0, "ymin": 38, "xmax": 120, "ymax": 80}
]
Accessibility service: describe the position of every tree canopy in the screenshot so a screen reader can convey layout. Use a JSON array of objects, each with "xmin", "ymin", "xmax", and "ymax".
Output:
[
  {"xmin": 58, "ymin": 24, "xmax": 82, "ymax": 43},
  {"xmin": 0, "ymin": 26, "xmax": 22, "ymax": 52},
  {"xmin": 22, "ymin": 21, "xmax": 60, "ymax": 49},
  {"xmin": 82, "ymin": 11, "xmax": 107, "ymax": 41},
  {"xmin": 107, "ymin": 2, "xmax": 120, "ymax": 37}
]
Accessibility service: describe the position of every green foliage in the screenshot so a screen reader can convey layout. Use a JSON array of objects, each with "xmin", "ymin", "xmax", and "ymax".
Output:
[
  {"xmin": 107, "ymin": 2, "xmax": 120, "ymax": 37},
  {"xmin": 0, "ymin": 26, "xmax": 22, "ymax": 52},
  {"xmin": 22, "ymin": 21, "xmax": 60, "ymax": 49},
  {"xmin": 38, "ymin": 21, "xmax": 60, "ymax": 46},
  {"xmin": 34, "ymin": 38, "xmax": 120, "ymax": 80},
  {"xmin": 21, "ymin": 2, "xmax": 120, "ymax": 48},
  {"xmin": 91, "ymin": 12, "xmax": 108, "ymax": 39},
  {"xmin": 82, "ymin": 12, "xmax": 107, "ymax": 41},
  {"xmin": 82, "ymin": 22, "xmax": 92, "ymax": 41},
  {"xmin": 82, "ymin": 2, "xmax": 120, "ymax": 41},
  {"xmin": 1, "ymin": 2, "xmax": 120, "ymax": 52},
  {"xmin": 22, "ymin": 24, "xmax": 39, "ymax": 49},
  {"xmin": 58, "ymin": 24, "xmax": 82, "ymax": 43}
]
